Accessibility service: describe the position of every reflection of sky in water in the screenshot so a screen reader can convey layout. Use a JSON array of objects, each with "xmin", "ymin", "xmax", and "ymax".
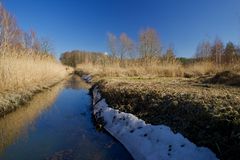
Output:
[
  {"xmin": 0, "ymin": 83, "xmax": 64, "ymax": 154},
  {"xmin": 0, "ymin": 77, "xmax": 132, "ymax": 160},
  {"xmin": 65, "ymin": 75, "xmax": 91, "ymax": 90}
]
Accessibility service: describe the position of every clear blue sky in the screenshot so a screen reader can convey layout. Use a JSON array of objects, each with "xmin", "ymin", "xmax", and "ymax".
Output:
[{"xmin": 2, "ymin": 0, "xmax": 240, "ymax": 58}]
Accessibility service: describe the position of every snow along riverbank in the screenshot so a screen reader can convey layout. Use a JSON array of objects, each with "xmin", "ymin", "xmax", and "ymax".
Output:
[
  {"xmin": 92, "ymin": 86, "xmax": 217, "ymax": 160},
  {"xmin": 81, "ymin": 74, "xmax": 217, "ymax": 160}
]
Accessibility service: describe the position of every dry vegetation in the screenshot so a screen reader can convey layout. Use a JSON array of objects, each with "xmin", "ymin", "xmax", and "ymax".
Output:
[
  {"xmin": 0, "ymin": 4, "xmax": 70, "ymax": 116},
  {"xmin": 0, "ymin": 52, "xmax": 67, "ymax": 92},
  {"xmin": 76, "ymin": 61, "xmax": 184, "ymax": 78}
]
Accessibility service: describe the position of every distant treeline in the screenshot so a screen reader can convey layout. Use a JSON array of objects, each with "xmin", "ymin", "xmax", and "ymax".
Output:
[
  {"xmin": 60, "ymin": 28, "xmax": 178, "ymax": 67},
  {"xmin": 60, "ymin": 50, "xmax": 108, "ymax": 67},
  {"xmin": 195, "ymin": 39, "xmax": 240, "ymax": 65}
]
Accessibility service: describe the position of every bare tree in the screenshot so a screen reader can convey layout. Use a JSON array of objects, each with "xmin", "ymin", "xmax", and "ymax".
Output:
[
  {"xmin": 224, "ymin": 41, "xmax": 236, "ymax": 64},
  {"xmin": 211, "ymin": 38, "xmax": 224, "ymax": 65},
  {"xmin": 119, "ymin": 33, "xmax": 134, "ymax": 60},
  {"xmin": 23, "ymin": 31, "xmax": 32, "ymax": 49},
  {"xmin": 139, "ymin": 28, "xmax": 161, "ymax": 61},
  {"xmin": 236, "ymin": 45, "xmax": 240, "ymax": 61},
  {"xmin": 22, "ymin": 30, "xmax": 41, "ymax": 53},
  {"xmin": 164, "ymin": 46, "xmax": 176, "ymax": 63},
  {"xmin": 195, "ymin": 40, "xmax": 211, "ymax": 60},
  {"xmin": 39, "ymin": 38, "xmax": 53, "ymax": 54},
  {"xmin": 107, "ymin": 32, "xmax": 118, "ymax": 61},
  {"xmin": 0, "ymin": 3, "xmax": 22, "ymax": 51},
  {"xmin": 30, "ymin": 31, "xmax": 40, "ymax": 51}
]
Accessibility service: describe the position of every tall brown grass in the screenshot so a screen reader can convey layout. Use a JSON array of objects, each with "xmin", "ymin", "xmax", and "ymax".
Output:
[
  {"xmin": 0, "ymin": 49, "xmax": 68, "ymax": 92},
  {"xmin": 0, "ymin": 48, "xmax": 69, "ymax": 116},
  {"xmin": 184, "ymin": 60, "xmax": 240, "ymax": 77},
  {"xmin": 77, "ymin": 59, "xmax": 184, "ymax": 78}
]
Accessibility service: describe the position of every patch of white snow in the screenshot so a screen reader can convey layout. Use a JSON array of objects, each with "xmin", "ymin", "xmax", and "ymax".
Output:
[{"xmin": 92, "ymin": 87, "xmax": 218, "ymax": 160}]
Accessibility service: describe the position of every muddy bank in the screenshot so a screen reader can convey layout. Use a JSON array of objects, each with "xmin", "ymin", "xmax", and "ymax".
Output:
[
  {"xmin": 95, "ymin": 78, "xmax": 240, "ymax": 160},
  {"xmin": 0, "ymin": 76, "xmax": 70, "ymax": 117}
]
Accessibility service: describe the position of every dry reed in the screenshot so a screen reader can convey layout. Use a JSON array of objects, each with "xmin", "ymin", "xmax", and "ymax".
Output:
[
  {"xmin": 77, "ymin": 59, "xmax": 240, "ymax": 79},
  {"xmin": 0, "ymin": 49, "xmax": 68, "ymax": 92},
  {"xmin": 77, "ymin": 60, "xmax": 184, "ymax": 78}
]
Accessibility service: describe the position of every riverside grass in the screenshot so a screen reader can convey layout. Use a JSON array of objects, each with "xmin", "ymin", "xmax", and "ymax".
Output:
[
  {"xmin": 0, "ymin": 49, "xmax": 70, "ymax": 116},
  {"xmin": 76, "ymin": 60, "xmax": 240, "ymax": 79},
  {"xmin": 77, "ymin": 62, "xmax": 184, "ymax": 78}
]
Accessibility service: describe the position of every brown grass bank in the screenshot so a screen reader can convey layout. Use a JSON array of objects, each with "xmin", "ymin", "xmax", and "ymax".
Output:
[{"xmin": 93, "ymin": 77, "xmax": 240, "ymax": 160}]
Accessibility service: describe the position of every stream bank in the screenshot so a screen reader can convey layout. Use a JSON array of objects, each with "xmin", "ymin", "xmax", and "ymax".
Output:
[
  {"xmin": 77, "ymin": 70, "xmax": 240, "ymax": 160},
  {"xmin": 0, "ymin": 74, "xmax": 72, "ymax": 117}
]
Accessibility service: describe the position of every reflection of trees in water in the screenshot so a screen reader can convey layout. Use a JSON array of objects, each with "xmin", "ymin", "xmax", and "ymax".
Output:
[
  {"xmin": 0, "ymin": 83, "xmax": 64, "ymax": 153},
  {"xmin": 65, "ymin": 75, "xmax": 90, "ymax": 90}
]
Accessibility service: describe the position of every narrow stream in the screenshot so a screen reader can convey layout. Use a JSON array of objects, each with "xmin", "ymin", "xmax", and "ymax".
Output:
[{"xmin": 0, "ymin": 76, "xmax": 133, "ymax": 160}]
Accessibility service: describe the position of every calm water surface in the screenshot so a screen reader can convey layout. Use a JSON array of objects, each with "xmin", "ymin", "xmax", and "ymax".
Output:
[{"xmin": 0, "ymin": 76, "xmax": 133, "ymax": 160}]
